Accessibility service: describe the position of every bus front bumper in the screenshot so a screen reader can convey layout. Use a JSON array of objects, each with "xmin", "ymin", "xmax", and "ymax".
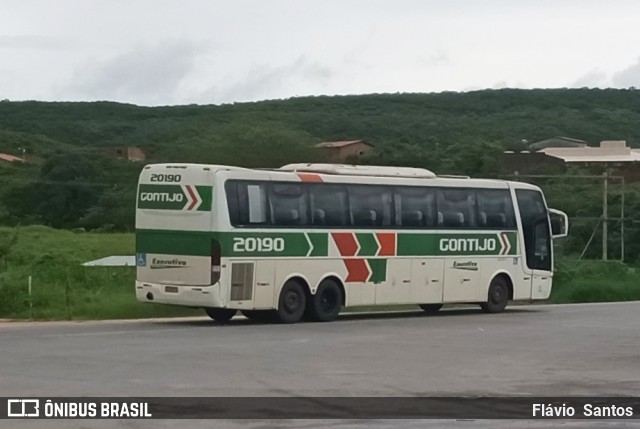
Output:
[{"xmin": 135, "ymin": 281, "xmax": 225, "ymax": 308}]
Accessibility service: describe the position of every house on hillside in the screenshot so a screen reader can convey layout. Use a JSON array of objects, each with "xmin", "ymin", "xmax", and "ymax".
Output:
[
  {"xmin": 315, "ymin": 140, "xmax": 374, "ymax": 162},
  {"xmin": 102, "ymin": 146, "xmax": 146, "ymax": 162},
  {"xmin": 503, "ymin": 140, "xmax": 640, "ymax": 181},
  {"xmin": 0, "ymin": 153, "xmax": 25, "ymax": 163},
  {"xmin": 528, "ymin": 136, "xmax": 588, "ymax": 151}
]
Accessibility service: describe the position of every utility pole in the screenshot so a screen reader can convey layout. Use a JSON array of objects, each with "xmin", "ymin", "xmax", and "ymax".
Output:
[
  {"xmin": 602, "ymin": 170, "xmax": 608, "ymax": 261},
  {"xmin": 621, "ymin": 176, "xmax": 625, "ymax": 263}
]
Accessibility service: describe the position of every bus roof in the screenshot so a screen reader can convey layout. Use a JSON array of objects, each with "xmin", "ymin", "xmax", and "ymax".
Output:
[
  {"xmin": 141, "ymin": 163, "xmax": 542, "ymax": 191},
  {"xmin": 279, "ymin": 163, "xmax": 436, "ymax": 178}
]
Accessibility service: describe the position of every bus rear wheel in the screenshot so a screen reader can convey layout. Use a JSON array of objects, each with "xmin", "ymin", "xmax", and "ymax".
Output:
[
  {"xmin": 276, "ymin": 280, "xmax": 306, "ymax": 323},
  {"xmin": 419, "ymin": 304, "xmax": 443, "ymax": 314},
  {"xmin": 480, "ymin": 276, "xmax": 509, "ymax": 313},
  {"xmin": 309, "ymin": 279, "xmax": 343, "ymax": 322},
  {"xmin": 205, "ymin": 307, "xmax": 237, "ymax": 322}
]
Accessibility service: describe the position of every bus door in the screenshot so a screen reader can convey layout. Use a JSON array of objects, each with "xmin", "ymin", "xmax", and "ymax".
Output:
[{"xmin": 515, "ymin": 189, "xmax": 553, "ymax": 299}]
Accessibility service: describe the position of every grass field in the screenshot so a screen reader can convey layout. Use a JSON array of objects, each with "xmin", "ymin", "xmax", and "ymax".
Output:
[
  {"xmin": 0, "ymin": 226, "xmax": 199, "ymax": 320},
  {"xmin": 0, "ymin": 226, "xmax": 638, "ymax": 320},
  {"xmin": 549, "ymin": 258, "xmax": 640, "ymax": 304}
]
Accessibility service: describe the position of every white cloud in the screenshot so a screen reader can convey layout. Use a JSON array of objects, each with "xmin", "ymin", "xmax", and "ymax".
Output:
[
  {"xmin": 214, "ymin": 56, "xmax": 334, "ymax": 104},
  {"xmin": 0, "ymin": 35, "xmax": 77, "ymax": 50},
  {"xmin": 4, "ymin": 0, "xmax": 640, "ymax": 104},
  {"xmin": 611, "ymin": 58, "xmax": 640, "ymax": 88},
  {"xmin": 64, "ymin": 40, "xmax": 204, "ymax": 105},
  {"xmin": 572, "ymin": 69, "xmax": 609, "ymax": 88}
]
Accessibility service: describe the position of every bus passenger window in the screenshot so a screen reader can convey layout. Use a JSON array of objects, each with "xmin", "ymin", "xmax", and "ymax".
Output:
[
  {"xmin": 309, "ymin": 185, "xmax": 348, "ymax": 227},
  {"xmin": 227, "ymin": 181, "xmax": 268, "ymax": 226},
  {"xmin": 436, "ymin": 189, "xmax": 476, "ymax": 228},
  {"xmin": 476, "ymin": 189, "xmax": 516, "ymax": 228},
  {"xmin": 349, "ymin": 185, "xmax": 392, "ymax": 227},
  {"xmin": 269, "ymin": 183, "xmax": 307, "ymax": 226},
  {"xmin": 395, "ymin": 187, "xmax": 436, "ymax": 228}
]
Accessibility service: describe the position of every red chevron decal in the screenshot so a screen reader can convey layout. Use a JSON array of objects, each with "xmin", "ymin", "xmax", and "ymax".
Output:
[
  {"xmin": 297, "ymin": 173, "xmax": 323, "ymax": 183},
  {"xmin": 185, "ymin": 185, "xmax": 199, "ymax": 210},
  {"xmin": 332, "ymin": 232, "xmax": 358, "ymax": 257},
  {"xmin": 376, "ymin": 232, "xmax": 396, "ymax": 256},
  {"xmin": 499, "ymin": 232, "xmax": 511, "ymax": 255},
  {"xmin": 344, "ymin": 259, "xmax": 370, "ymax": 282}
]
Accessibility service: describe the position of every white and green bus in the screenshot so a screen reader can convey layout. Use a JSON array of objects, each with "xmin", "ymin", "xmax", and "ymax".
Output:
[{"xmin": 135, "ymin": 163, "xmax": 568, "ymax": 323}]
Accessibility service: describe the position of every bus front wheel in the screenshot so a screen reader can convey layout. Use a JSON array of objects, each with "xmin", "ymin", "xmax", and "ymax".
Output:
[
  {"xmin": 276, "ymin": 280, "xmax": 306, "ymax": 323},
  {"xmin": 310, "ymin": 279, "xmax": 343, "ymax": 322},
  {"xmin": 480, "ymin": 277, "xmax": 509, "ymax": 313},
  {"xmin": 205, "ymin": 307, "xmax": 236, "ymax": 322}
]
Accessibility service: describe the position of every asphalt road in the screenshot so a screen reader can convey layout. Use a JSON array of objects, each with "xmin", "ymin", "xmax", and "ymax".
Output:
[{"xmin": 1, "ymin": 301, "xmax": 639, "ymax": 428}]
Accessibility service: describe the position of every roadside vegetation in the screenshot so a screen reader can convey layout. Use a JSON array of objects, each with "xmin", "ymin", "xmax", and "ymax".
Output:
[{"xmin": 0, "ymin": 226, "xmax": 198, "ymax": 320}]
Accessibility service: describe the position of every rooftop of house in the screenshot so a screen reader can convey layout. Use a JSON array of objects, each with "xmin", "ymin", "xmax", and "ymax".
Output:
[
  {"xmin": 0, "ymin": 153, "xmax": 25, "ymax": 163},
  {"xmin": 540, "ymin": 140, "xmax": 640, "ymax": 163},
  {"xmin": 528, "ymin": 136, "xmax": 589, "ymax": 151},
  {"xmin": 315, "ymin": 140, "xmax": 373, "ymax": 148}
]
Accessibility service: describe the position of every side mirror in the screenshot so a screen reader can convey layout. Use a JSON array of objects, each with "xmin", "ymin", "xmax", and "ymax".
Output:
[{"xmin": 549, "ymin": 209, "xmax": 568, "ymax": 238}]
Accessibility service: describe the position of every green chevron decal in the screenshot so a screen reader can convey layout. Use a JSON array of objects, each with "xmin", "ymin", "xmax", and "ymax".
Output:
[
  {"xmin": 356, "ymin": 233, "xmax": 379, "ymax": 256},
  {"xmin": 367, "ymin": 259, "xmax": 387, "ymax": 283}
]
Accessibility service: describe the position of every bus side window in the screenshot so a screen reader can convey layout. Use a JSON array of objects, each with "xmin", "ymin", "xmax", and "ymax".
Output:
[
  {"xmin": 229, "ymin": 181, "xmax": 268, "ymax": 226},
  {"xmin": 436, "ymin": 188, "xmax": 476, "ymax": 228},
  {"xmin": 394, "ymin": 187, "xmax": 436, "ymax": 228},
  {"xmin": 476, "ymin": 189, "xmax": 516, "ymax": 229},
  {"xmin": 309, "ymin": 185, "xmax": 349, "ymax": 227},
  {"xmin": 348, "ymin": 185, "xmax": 392, "ymax": 227},
  {"xmin": 440, "ymin": 212, "xmax": 465, "ymax": 228},
  {"xmin": 269, "ymin": 183, "xmax": 307, "ymax": 226},
  {"xmin": 225, "ymin": 181, "xmax": 240, "ymax": 225}
]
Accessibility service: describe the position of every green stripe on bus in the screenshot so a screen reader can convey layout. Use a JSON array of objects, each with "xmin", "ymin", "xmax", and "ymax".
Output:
[
  {"xmin": 137, "ymin": 184, "xmax": 212, "ymax": 211},
  {"xmin": 136, "ymin": 229, "xmax": 518, "ymax": 258},
  {"xmin": 356, "ymin": 233, "xmax": 378, "ymax": 256},
  {"xmin": 197, "ymin": 186, "xmax": 213, "ymax": 211},
  {"xmin": 137, "ymin": 230, "xmax": 211, "ymax": 256},
  {"xmin": 397, "ymin": 232, "xmax": 517, "ymax": 256},
  {"xmin": 307, "ymin": 233, "xmax": 329, "ymax": 257},
  {"xmin": 367, "ymin": 259, "xmax": 387, "ymax": 283}
]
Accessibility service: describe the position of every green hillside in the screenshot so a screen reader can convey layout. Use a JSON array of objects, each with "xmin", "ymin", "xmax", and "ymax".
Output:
[{"xmin": 0, "ymin": 88, "xmax": 639, "ymax": 263}]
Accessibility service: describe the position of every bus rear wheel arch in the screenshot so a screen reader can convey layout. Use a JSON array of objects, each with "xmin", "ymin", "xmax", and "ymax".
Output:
[
  {"xmin": 309, "ymin": 278, "xmax": 344, "ymax": 322},
  {"xmin": 480, "ymin": 274, "xmax": 512, "ymax": 313}
]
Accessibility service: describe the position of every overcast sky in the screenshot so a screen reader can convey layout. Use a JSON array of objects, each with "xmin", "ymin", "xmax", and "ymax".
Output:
[{"xmin": 2, "ymin": 0, "xmax": 640, "ymax": 106}]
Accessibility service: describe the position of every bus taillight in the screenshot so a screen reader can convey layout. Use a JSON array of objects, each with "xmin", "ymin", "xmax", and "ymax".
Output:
[{"xmin": 211, "ymin": 239, "xmax": 221, "ymax": 285}]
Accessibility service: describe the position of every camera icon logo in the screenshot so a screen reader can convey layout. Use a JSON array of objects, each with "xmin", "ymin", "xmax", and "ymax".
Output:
[{"xmin": 7, "ymin": 399, "xmax": 40, "ymax": 417}]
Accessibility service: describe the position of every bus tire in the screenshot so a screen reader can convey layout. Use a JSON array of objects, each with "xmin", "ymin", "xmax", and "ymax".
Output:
[
  {"xmin": 419, "ymin": 304, "xmax": 443, "ymax": 314},
  {"xmin": 310, "ymin": 279, "xmax": 343, "ymax": 322},
  {"xmin": 205, "ymin": 307, "xmax": 236, "ymax": 322},
  {"xmin": 276, "ymin": 280, "xmax": 306, "ymax": 323},
  {"xmin": 480, "ymin": 276, "xmax": 509, "ymax": 313}
]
